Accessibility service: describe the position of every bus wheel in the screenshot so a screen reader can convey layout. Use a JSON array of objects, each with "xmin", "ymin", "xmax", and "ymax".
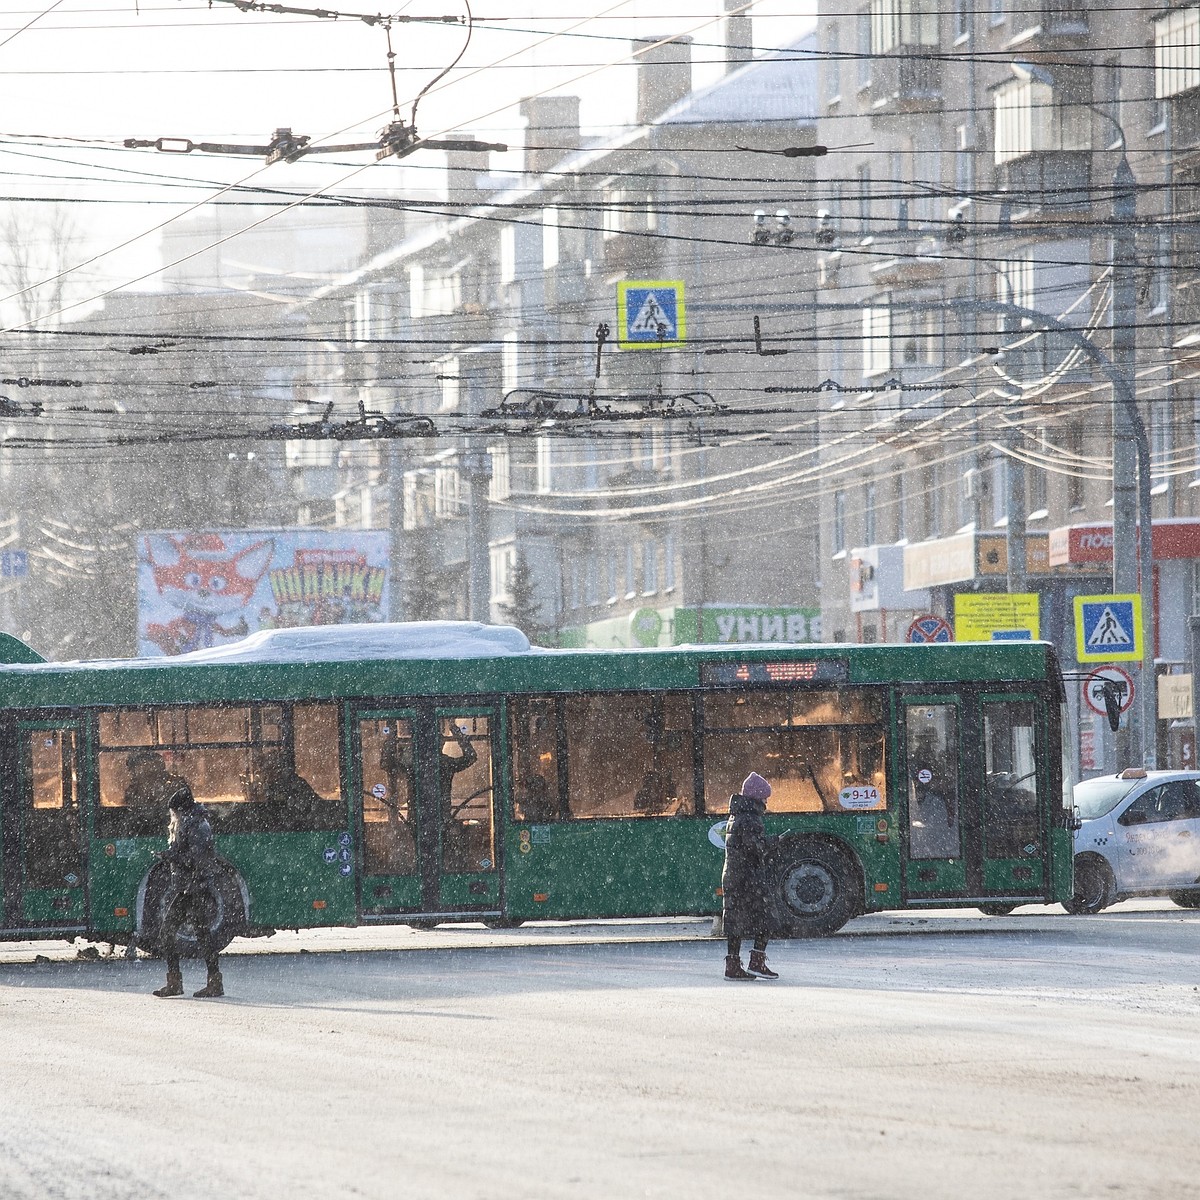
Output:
[
  {"xmin": 1169, "ymin": 890, "xmax": 1200, "ymax": 909},
  {"xmin": 771, "ymin": 841, "xmax": 857, "ymax": 938},
  {"xmin": 136, "ymin": 859, "xmax": 248, "ymax": 956},
  {"xmin": 1062, "ymin": 856, "xmax": 1114, "ymax": 915},
  {"xmin": 977, "ymin": 904, "xmax": 1017, "ymax": 916}
]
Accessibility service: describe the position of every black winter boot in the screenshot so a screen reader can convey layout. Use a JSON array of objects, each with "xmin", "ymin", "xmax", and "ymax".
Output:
[
  {"xmin": 725, "ymin": 954, "xmax": 757, "ymax": 981},
  {"xmin": 193, "ymin": 970, "xmax": 224, "ymax": 998},
  {"xmin": 748, "ymin": 951, "xmax": 778, "ymax": 979},
  {"xmin": 153, "ymin": 970, "xmax": 184, "ymax": 998}
]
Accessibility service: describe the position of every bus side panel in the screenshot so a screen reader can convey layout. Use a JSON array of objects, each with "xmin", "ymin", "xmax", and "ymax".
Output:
[
  {"xmin": 217, "ymin": 833, "xmax": 357, "ymax": 928},
  {"xmin": 502, "ymin": 820, "xmax": 723, "ymax": 921},
  {"xmin": 88, "ymin": 839, "xmax": 159, "ymax": 935}
]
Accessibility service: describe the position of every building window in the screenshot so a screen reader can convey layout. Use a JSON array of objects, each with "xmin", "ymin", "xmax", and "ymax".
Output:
[
  {"xmin": 585, "ymin": 556, "xmax": 599, "ymax": 604},
  {"xmin": 991, "ymin": 454, "xmax": 1008, "ymax": 527},
  {"xmin": 857, "ymin": 163, "xmax": 872, "ymax": 232},
  {"xmin": 542, "ymin": 206, "xmax": 559, "ymax": 270},
  {"xmin": 490, "ymin": 544, "xmax": 516, "ymax": 605},
  {"xmin": 438, "ymin": 356, "xmax": 460, "ymax": 411},
  {"xmin": 499, "ymin": 225, "xmax": 516, "ymax": 284},
  {"xmin": 862, "ymin": 304, "xmax": 891, "ymax": 375},
  {"xmin": 833, "ymin": 491, "xmax": 847, "ymax": 555},
  {"xmin": 625, "ymin": 544, "xmax": 637, "ymax": 599},
  {"xmin": 864, "ymin": 481, "xmax": 877, "ymax": 546},
  {"xmin": 896, "ymin": 471, "xmax": 908, "ymax": 541},
  {"xmin": 869, "ymin": 0, "xmax": 938, "ymax": 54},
  {"xmin": 989, "ymin": 0, "xmax": 1004, "ymax": 24},
  {"xmin": 993, "ymin": 71, "xmax": 1089, "ymax": 164},
  {"xmin": 663, "ymin": 533, "xmax": 676, "ymax": 591},
  {"xmin": 606, "ymin": 553, "xmax": 619, "ymax": 602},
  {"xmin": 1066, "ymin": 422, "xmax": 1085, "ymax": 510},
  {"xmin": 826, "ymin": 24, "xmax": 841, "ymax": 101},
  {"xmin": 1155, "ymin": 7, "xmax": 1200, "ymax": 100},
  {"xmin": 502, "ymin": 332, "xmax": 520, "ymax": 393},
  {"xmin": 856, "ymin": 9, "xmax": 872, "ymax": 88},
  {"xmin": 954, "ymin": 0, "xmax": 970, "ymax": 40},
  {"xmin": 955, "ymin": 124, "xmax": 974, "ymax": 196},
  {"xmin": 642, "ymin": 540, "xmax": 658, "ymax": 594},
  {"xmin": 602, "ymin": 188, "xmax": 625, "ymax": 239},
  {"xmin": 895, "ymin": 302, "xmax": 940, "ymax": 366},
  {"xmin": 536, "ymin": 436, "xmax": 554, "ymax": 494},
  {"xmin": 489, "ymin": 444, "xmax": 511, "ymax": 502}
]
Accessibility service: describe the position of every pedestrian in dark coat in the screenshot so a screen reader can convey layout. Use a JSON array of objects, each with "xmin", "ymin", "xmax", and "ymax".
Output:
[
  {"xmin": 722, "ymin": 772, "xmax": 779, "ymax": 980},
  {"xmin": 152, "ymin": 782, "xmax": 225, "ymax": 999}
]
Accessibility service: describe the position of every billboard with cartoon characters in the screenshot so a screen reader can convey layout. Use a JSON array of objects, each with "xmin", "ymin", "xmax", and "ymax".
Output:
[{"xmin": 137, "ymin": 529, "xmax": 391, "ymax": 657}]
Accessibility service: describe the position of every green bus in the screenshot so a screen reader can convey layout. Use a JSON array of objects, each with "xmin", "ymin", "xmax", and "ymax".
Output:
[{"xmin": 0, "ymin": 623, "xmax": 1072, "ymax": 948}]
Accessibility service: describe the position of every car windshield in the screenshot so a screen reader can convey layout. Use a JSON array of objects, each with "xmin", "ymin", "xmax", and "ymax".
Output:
[{"xmin": 1074, "ymin": 777, "xmax": 1139, "ymax": 821}]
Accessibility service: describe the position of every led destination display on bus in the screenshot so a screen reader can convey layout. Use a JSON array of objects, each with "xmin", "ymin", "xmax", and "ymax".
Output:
[{"xmin": 699, "ymin": 660, "xmax": 850, "ymax": 686}]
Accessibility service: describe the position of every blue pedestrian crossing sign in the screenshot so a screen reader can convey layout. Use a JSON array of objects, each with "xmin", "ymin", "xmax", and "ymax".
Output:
[
  {"xmin": 616, "ymin": 280, "xmax": 686, "ymax": 350},
  {"xmin": 1073, "ymin": 593, "xmax": 1143, "ymax": 663}
]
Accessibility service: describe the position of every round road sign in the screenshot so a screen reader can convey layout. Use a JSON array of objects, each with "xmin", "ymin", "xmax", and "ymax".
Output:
[
  {"xmin": 1083, "ymin": 665, "xmax": 1135, "ymax": 716},
  {"xmin": 907, "ymin": 614, "xmax": 953, "ymax": 644}
]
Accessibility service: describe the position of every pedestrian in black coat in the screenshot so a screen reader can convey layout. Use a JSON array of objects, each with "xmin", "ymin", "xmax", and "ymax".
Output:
[
  {"xmin": 152, "ymin": 783, "xmax": 225, "ymax": 999},
  {"xmin": 722, "ymin": 772, "xmax": 779, "ymax": 980}
]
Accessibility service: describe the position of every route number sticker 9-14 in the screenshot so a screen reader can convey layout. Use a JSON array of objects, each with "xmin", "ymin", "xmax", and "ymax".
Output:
[{"xmin": 838, "ymin": 785, "xmax": 882, "ymax": 810}]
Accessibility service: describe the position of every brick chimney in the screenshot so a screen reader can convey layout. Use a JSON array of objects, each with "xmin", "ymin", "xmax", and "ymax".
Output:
[
  {"xmin": 520, "ymin": 95, "xmax": 581, "ymax": 177},
  {"xmin": 725, "ymin": 1, "xmax": 753, "ymax": 73},
  {"xmin": 440, "ymin": 135, "xmax": 494, "ymax": 206},
  {"xmin": 633, "ymin": 34, "xmax": 693, "ymax": 125}
]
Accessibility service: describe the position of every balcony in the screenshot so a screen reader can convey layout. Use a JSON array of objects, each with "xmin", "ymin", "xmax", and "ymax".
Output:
[
  {"xmin": 601, "ymin": 232, "xmax": 662, "ymax": 276},
  {"xmin": 544, "ymin": 263, "xmax": 588, "ymax": 311},
  {"xmin": 1009, "ymin": 0, "xmax": 1087, "ymax": 44},
  {"xmin": 869, "ymin": 48, "xmax": 942, "ymax": 117},
  {"xmin": 997, "ymin": 151, "xmax": 1092, "ymax": 216}
]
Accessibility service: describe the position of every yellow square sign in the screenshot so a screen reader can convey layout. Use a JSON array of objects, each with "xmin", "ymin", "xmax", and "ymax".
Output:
[
  {"xmin": 1073, "ymin": 594, "xmax": 1143, "ymax": 663},
  {"xmin": 954, "ymin": 593, "xmax": 1040, "ymax": 642}
]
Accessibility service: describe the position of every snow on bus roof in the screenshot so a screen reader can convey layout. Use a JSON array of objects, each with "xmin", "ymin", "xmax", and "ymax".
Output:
[{"xmin": 4, "ymin": 622, "xmax": 537, "ymax": 671}]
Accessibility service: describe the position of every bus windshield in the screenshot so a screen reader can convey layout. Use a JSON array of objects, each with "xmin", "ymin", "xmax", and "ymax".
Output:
[{"xmin": 1074, "ymin": 777, "xmax": 1138, "ymax": 821}]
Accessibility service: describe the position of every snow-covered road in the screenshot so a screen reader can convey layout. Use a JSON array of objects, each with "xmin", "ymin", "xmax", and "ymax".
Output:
[{"xmin": 1, "ymin": 902, "xmax": 1197, "ymax": 1199}]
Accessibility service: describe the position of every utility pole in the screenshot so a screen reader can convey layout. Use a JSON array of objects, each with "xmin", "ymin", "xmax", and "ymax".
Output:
[
  {"xmin": 1112, "ymin": 154, "xmax": 1146, "ymax": 766},
  {"xmin": 463, "ymin": 438, "xmax": 492, "ymax": 623}
]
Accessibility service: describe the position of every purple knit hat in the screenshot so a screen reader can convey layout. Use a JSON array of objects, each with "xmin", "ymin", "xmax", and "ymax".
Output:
[{"xmin": 741, "ymin": 772, "xmax": 772, "ymax": 801}]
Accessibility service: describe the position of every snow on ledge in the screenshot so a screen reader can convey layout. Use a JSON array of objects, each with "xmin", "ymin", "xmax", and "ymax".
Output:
[{"xmin": 164, "ymin": 621, "xmax": 535, "ymax": 665}]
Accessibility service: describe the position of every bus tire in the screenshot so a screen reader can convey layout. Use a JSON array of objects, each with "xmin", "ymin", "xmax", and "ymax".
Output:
[
  {"xmin": 978, "ymin": 904, "xmax": 1017, "ymax": 916},
  {"xmin": 1169, "ymin": 889, "xmax": 1200, "ymax": 909},
  {"xmin": 769, "ymin": 839, "xmax": 859, "ymax": 938},
  {"xmin": 1062, "ymin": 855, "xmax": 1114, "ymax": 916},
  {"xmin": 136, "ymin": 858, "xmax": 249, "ymax": 956}
]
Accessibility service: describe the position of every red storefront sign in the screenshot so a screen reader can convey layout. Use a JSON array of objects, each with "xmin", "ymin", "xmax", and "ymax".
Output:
[{"xmin": 1048, "ymin": 519, "xmax": 1200, "ymax": 566}]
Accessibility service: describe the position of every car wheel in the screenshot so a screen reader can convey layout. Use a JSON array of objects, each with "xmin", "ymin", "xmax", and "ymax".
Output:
[
  {"xmin": 1062, "ymin": 856, "xmax": 1114, "ymax": 915},
  {"xmin": 769, "ymin": 840, "xmax": 858, "ymax": 938},
  {"xmin": 136, "ymin": 858, "xmax": 248, "ymax": 956},
  {"xmin": 1168, "ymin": 890, "xmax": 1200, "ymax": 909},
  {"xmin": 978, "ymin": 904, "xmax": 1017, "ymax": 916}
]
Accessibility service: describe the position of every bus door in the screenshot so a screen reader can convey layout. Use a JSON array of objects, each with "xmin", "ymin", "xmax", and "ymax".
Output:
[
  {"xmin": 976, "ymin": 694, "xmax": 1047, "ymax": 901},
  {"xmin": 6, "ymin": 721, "xmax": 87, "ymax": 930},
  {"xmin": 356, "ymin": 707, "xmax": 500, "ymax": 916},
  {"xmin": 900, "ymin": 698, "xmax": 968, "ymax": 898}
]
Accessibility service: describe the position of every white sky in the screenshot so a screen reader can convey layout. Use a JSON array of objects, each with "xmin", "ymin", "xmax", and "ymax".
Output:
[{"xmin": 0, "ymin": 0, "xmax": 815, "ymax": 315}]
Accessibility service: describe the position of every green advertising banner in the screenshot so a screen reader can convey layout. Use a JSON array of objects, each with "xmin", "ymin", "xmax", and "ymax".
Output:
[{"xmin": 673, "ymin": 606, "xmax": 822, "ymax": 645}]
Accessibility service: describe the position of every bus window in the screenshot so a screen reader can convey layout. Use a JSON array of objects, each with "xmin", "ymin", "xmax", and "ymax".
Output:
[
  {"xmin": 23, "ymin": 729, "xmax": 83, "ymax": 890},
  {"xmin": 97, "ymin": 702, "xmax": 343, "ymax": 837},
  {"xmin": 982, "ymin": 700, "xmax": 1040, "ymax": 859},
  {"xmin": 562, "ymin": 693, "xmax": 694, "ymax": 819},
  {"xmin": 906, "ymin": 705, "xmax": 961, "ymax": 859},
  {"xmin": 508, "ymin": 697, "xmax": 561, "ymax": 822},
  {"xmin": 439, "ymin": 715, "xmax": 496, "ymax": 873},
  {"xmin": 702, "ymin": 689, "xmax": 886, "ymax": 814},
  {"xmin": 360, "ymin": 718, "xmax": 417, "ymax": 876}
]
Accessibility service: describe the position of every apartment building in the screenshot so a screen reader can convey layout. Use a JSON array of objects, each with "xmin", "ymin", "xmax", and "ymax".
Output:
[
  {"xmin": 814, "ymin": 0, "xmax": 1200, "ymax": 768},
  {"xmin": 294, "ymin": 17, "xmax": 826, "ymax": 649}
]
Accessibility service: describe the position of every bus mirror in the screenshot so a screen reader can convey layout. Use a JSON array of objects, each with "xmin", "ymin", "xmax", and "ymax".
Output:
[
  {"xmin": 1101, "ymin": 681, "xmax": 1124, "ymax": 733},
  {"xmin": 1069, "ymin": 804, "xmax": 1082, "ymax": 833}
]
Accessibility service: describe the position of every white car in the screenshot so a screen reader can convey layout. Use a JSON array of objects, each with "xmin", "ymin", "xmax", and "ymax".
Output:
[{"xmin": 1067, "ymin": 769, "xmax": 1200, "ymax": 914}]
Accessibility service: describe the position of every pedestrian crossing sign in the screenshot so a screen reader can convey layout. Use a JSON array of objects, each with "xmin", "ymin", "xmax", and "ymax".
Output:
[
  {"xmin": 616, "ymin": 280, "xmax": 686, "ymax": 350},
  {"xmin": 1073, "ymin": 593, "xmax": 1143, "ymax": 663}
]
